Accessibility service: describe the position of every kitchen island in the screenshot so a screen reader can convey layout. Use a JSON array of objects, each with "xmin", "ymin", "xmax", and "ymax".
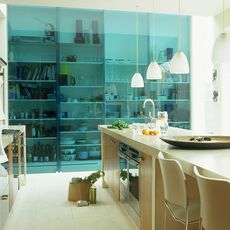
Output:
[{"xmin": 99, "ymin": 125, "xmax": 230, "ymax": 230}]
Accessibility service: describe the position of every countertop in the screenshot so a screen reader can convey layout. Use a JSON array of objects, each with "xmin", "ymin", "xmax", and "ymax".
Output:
[{"xmin": 99, "ymin": 125, "xmax": 230, "ymax": 180}]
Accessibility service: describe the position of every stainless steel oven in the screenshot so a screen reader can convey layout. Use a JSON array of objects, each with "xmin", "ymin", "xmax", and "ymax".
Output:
[{"xmin": 119, "ymin": 143, "xmax": 140, "ymax": 227}]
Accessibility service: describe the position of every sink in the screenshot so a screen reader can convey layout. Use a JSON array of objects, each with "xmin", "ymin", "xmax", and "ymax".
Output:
[{"xmin": 160, "ymin": 136, "xmax": 230, "ymax": 149}]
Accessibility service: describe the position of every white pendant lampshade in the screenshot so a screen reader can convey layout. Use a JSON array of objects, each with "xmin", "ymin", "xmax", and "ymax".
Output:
[
  {"xmin": 170, "ymin": 0, "xmax": 189, "ymax": 75},
  {"xmin": 212, "ymin": 32, "xmax": 230, "ymax": 64},
  {"xmin": 146, "ymin": 0, "xmax": 162, "ymax": 80},
  {"xmin": 170, "ymin": 51, "xmax": 189, "ymax": 74},
  {"xmin": 146, "ymin": 61, "xmax": 162, "ymax": 80},
  {"xmin": 131, "ymin": 8, "xmax": 144, "ymax": 88},
  {"xmin": 131, "ymin": 72, "xmax": 144, "ymax": 88}
]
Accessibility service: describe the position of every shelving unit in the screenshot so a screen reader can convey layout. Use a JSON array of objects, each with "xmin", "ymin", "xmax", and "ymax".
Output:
[
  {"xmin": 58, "ymin": 8, "xmax": 104, "ymax": 172},
  {"xmin": 104, "ymin": 11, "xmax": 190, "ymax": 129},
  {"xmin": 7, "ymin": 6, "xmax": 58, "ymax": 173},
  {"xmin": 7, "ymin": 5, "xmax": 191, "ymax": 173}
]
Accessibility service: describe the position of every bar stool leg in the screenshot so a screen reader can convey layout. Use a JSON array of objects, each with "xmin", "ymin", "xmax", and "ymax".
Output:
[
  {"xmin": 185, "ymin": 209, "xmax": 189, "ymax": 230},
  {"xmin": 163, "ymin": 205, "xmax": 167, "ymax": 230}
]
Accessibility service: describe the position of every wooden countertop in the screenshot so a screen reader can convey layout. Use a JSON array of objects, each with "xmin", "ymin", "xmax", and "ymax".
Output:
[{"xmin": 99, "ymin": 125, "xmax": 230, "ymax": 180}]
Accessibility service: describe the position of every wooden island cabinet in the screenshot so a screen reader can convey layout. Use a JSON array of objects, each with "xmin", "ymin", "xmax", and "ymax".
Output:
[
  {"xmin": 99, "ymin": 125, "xmax": 228, "ymax": 230},
  {"xmin": 102, "ymin": 133, "xmax": 120, "ymax": 200},
  {"xmin": 101, "ymin": 132, "xmax": 153, "ymax": 230}
]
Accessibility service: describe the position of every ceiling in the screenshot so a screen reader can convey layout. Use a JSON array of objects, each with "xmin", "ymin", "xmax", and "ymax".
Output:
[{"xmin": 0, "ymin": 0, "xmax": 230, "ymax": 16}]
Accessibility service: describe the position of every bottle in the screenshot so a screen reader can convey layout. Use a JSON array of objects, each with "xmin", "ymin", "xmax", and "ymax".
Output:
[
  {"xmin": 44, "ymin": 145, "xmax": 49, "ymax": 162},
  {"xmin": 32, "ymin": 144, "xmax": 38, "ymax": 162},
  {"xmin": 32, "ymin": 125, "xmax": 36, "ymax": 138},
  {"xmin": 52, "ymin": 144, "xmax": 56, "ymax": 161},
  {"xmin": 89, "ymin": 185, "xmax": 97, "ymax": 204}
]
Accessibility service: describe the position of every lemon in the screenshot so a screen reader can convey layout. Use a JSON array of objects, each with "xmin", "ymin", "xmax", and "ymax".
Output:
[
  {"xmin": 149, "ymin": 130, "xmax": 160, "ymax": 135},
  {"xmin": 142, "ymin": 129, "xmax": 149, "ymax": 135}
]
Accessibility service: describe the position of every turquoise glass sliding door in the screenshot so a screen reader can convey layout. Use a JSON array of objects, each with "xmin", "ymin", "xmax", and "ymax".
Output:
[{"xmin": 8, "ymin": 5, "xmax": 190, "ymax": 173}]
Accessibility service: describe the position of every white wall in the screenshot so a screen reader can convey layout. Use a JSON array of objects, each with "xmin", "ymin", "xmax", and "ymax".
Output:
[
  {"xmin": 191, "ymin": 16, "xmax": 215, "ymax": 133},
  {"xmin": 219, "ymin": 64, "xmax": 230, "ymax": 134},
  {"xmin": 191, "ymin": 9, "xmax": 230, "ymax": 135},
  {"xmin": 210, "ymin": 9, "xmax": 230, "ymax": 135}
]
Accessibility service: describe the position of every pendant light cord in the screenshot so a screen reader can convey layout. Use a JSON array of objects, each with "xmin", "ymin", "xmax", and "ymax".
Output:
[
  {"xmin": 223, "ymin": 0, "xmax": 225, "ymax": 33},
  {"xmin": 153, "ymin": 0, "xmax": 156, "ymax": 61},
  {"xmin": 136, "ymin": 10, "xmax": 139, "ymax": 73},
  {"xmin": 178, "ymin": 0, "xmax": 181, "ymax": 51}
]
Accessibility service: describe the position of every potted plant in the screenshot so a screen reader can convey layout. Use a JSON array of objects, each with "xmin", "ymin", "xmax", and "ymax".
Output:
[{"xmin": 68, "ymin": 170, "xmax": 104, "ymax": 202}]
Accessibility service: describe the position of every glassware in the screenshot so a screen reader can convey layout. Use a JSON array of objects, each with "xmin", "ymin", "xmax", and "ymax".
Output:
[
  {"xmin": 132, "ymin": 123, "xmax": 140, "ymax": 135},
  {"xmin": 158, "ymin": 111, "xmax": 168, "ymax": 135},
  {"xmin": 133, "ymin": 123, "xmax": 146, "ymax": 135},
  {"xmin": 147, "ymin": 117, "xmax": 157, "ymax": 130}
]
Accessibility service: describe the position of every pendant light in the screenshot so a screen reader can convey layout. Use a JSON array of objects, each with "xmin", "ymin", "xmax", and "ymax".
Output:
[
  {"xmin": 131, "ymin": 9, "xmax": 144, "ymax": 88},
  {"xmin": 146, "ymin": 0, "xmax": 162, "ymax": 80},
  {"xmin": 212, "ymin": 0, "xmax": 230, "ymax": 64},
  {"xmin": 170, "ymin": 0, "xmax": 189, "ymax": 74}
]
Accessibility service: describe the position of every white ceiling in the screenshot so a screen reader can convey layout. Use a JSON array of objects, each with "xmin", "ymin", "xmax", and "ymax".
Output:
[{"xmin": 0, "ymin": 0, "xmax": 230, "ymax": 16}]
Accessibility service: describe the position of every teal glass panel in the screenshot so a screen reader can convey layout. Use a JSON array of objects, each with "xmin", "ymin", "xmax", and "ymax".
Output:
[
  {"xmin": 58, "ymin": 8, "xmax": 104, "ymax": 172},
  {"xmin": 7, "ymin": 5, "xmax": 191, "ymax": 173},
  {"xmin": 8, "ymin": 5, "xmax": 58, "ymax": 173}
]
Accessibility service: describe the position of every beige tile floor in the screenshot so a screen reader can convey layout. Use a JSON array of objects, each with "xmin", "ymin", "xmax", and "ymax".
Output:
[{"xmin": 4, "ymin": 172, "xmax": 136, "ymax": 230}]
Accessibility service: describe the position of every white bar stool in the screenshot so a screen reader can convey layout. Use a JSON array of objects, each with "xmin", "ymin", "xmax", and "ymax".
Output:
[
  {"xmin": 158, "ymin": 152, "xmax": 200, "ymax": 230},
  {"xmin": 194, "ymin": 166, "xmax": 230, "ymax": 230}
]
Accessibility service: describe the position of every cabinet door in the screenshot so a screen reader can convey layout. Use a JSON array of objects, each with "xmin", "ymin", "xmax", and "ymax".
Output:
[
  {"xmin": 140, "ymin": 152, "xmax": 152, "ymax": 230},
  {"xmin": 8, "ymin": 5, "xmax": 58, "ymax": 173},
  {"xmin": 102, "ymin": 133, "xmax": 110, "ymax": 187},
  {"xmin": 104, "ymin": 11, "xmax": 148, "ymax": 126},
  {"xmin": 101, "ymin": 133, "xmax": 119, "ymax": 200},
  {"xmin": 58, "ymin": 8, "xmax": 104, "ymax": 172}
]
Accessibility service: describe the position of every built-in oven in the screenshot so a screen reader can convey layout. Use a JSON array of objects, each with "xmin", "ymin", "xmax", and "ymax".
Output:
[{"xmin": 119, "ymin": 143, "xmax": 140, "ymax": 228}]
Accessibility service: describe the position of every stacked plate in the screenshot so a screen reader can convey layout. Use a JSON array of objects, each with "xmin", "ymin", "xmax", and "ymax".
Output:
[{"xmin": 61, "ymin": 137, "xmax": 75, "ymax": 145}]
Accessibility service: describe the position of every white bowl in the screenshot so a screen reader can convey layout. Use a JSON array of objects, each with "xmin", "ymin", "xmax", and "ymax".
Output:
[{"xmin": 89, "ymin": 139, "xmax": 100, "ymax": 144}]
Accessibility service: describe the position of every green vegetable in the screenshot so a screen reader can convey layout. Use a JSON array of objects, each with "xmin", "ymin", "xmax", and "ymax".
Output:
[
  {"xmin": 70, "ymin": 170, "xmax": 104, "ymax": 184},
  {"xmin": 107, "ymin": 120, "xmax": 129, "ymax": 130}
]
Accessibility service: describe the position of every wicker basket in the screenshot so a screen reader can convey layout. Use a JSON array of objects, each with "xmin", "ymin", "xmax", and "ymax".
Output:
[{"xmin": 68, "ymin": 182, "xmax": 91, "ymax": 202}]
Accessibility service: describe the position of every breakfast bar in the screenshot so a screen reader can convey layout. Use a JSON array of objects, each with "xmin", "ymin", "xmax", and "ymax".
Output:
[{"xmin": 99, "ymin": 125, "xmax": 230, "ymax": 230}]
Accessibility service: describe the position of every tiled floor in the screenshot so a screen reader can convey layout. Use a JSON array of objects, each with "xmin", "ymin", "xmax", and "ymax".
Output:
[{"xmin": 4, "ymin": 172, "xmax": 136, "ymax": 230}]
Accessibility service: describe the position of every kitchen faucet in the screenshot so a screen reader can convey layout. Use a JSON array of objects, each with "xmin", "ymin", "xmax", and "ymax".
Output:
[{"xmin": 143, "ymin": 99, "xmax": 155, "ymax": 121}]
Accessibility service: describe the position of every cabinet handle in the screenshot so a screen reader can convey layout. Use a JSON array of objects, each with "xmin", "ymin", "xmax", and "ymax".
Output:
[{"xmin": 1, "ymin": 194, "xmax": 8, "ymax": 200}]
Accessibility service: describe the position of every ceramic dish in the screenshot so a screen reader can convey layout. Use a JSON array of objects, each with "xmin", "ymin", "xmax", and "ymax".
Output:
[
  {"xmin": 77, "ymin": 151, "xmax": 89, "ymax": 160},
  {"xmin": 62, "ymin": 149, "xmax": 75, "ymax": 155},
  {"xmin": 61, "ymin": 140, "xmax": 75, "ymax": 145},
  {"xmin": 76, "ymin": 139, "xmax": 87, "ymax": 144},
  {"xmin": 62, "ymin": 154, "xmax": 76, "ymax": 161},
  {"xmin": 77, "ymin": 126, "xmax": 88, "ymax": 131},
  {"xmin": 89, "ymin": 139, "xmax": 100, "ymax": 144},
  {"xmin": 160, "ymin": 136, "xmax": 230, "ymax": 149}
]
